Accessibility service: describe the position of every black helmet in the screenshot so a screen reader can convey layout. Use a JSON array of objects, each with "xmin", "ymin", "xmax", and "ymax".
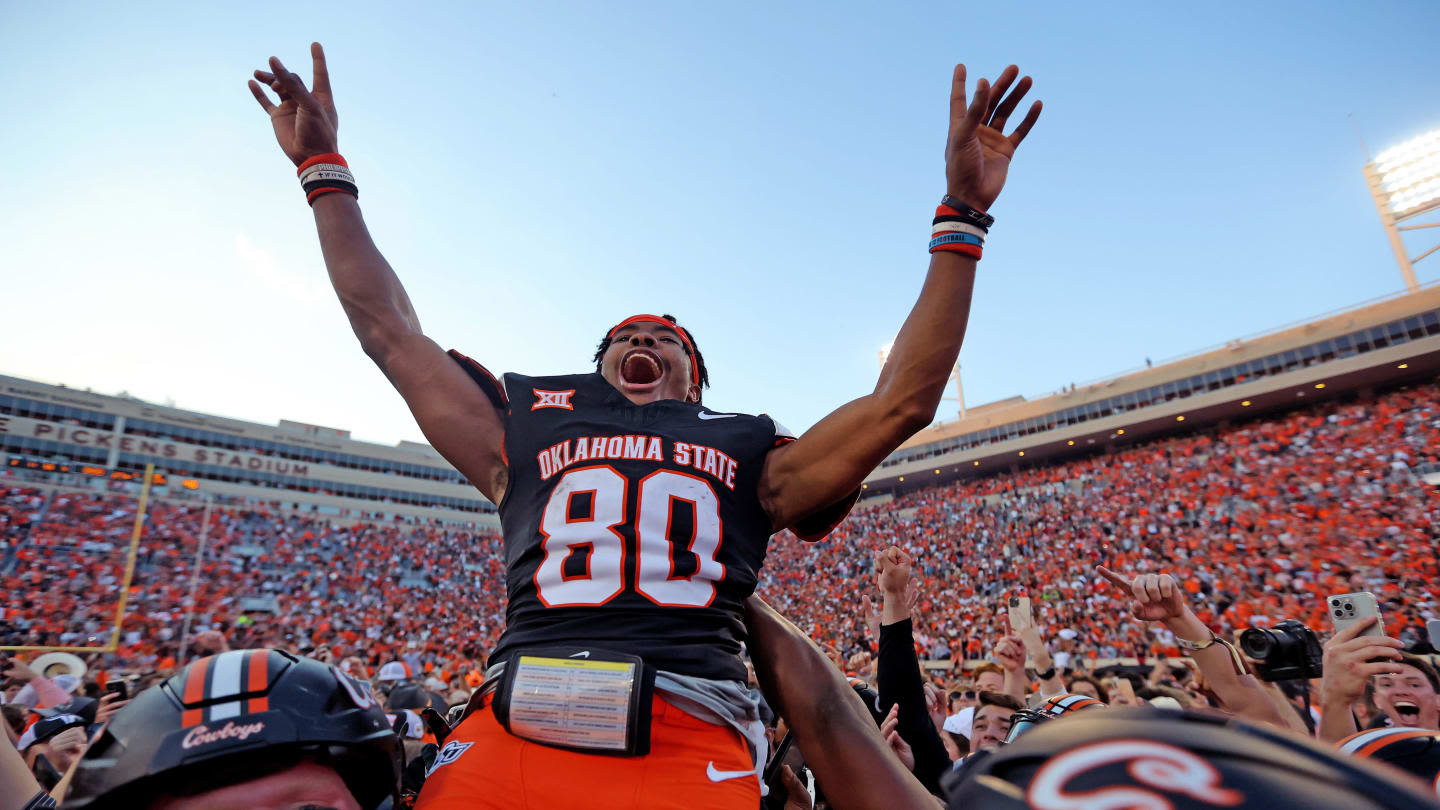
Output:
[
  {"xmin": 848, "ymin": 678, "xmax": 887, "ymax": 726},
  {"xmin": 945, "ymin": 707, "xmax": 1440, "ymax": 809},
  {"xmin": 65, "ymin": 649, "xmax": 401, "ymax": 809},
  {"xmin": 1339, "ymin": 727, "xmax": 1440, "ymax": 797}
]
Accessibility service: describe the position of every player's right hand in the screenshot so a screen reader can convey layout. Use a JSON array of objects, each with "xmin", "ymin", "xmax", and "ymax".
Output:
[{"xmin": 248, "ymin": 43, "xmax": 339, "ymax": 167}]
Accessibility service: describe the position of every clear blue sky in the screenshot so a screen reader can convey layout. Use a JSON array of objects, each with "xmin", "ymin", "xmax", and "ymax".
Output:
[{"xmin": 2, "ymin": 1, "xmax": 1438, "ymax": 447}]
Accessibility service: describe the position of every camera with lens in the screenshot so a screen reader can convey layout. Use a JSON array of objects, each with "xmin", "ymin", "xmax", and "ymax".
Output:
[{"xmin": 1239, "ymin": 619, "xmax": 1323, "ymax": 681}]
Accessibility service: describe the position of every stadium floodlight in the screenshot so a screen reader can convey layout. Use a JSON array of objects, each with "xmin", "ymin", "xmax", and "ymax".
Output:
[
  {"xmin": 878, "ymin": 338, "xmax": 967, "ymax": 420},
  {"xmin": 1363, "ymin": 126, "xmax": 1440, "ymax": 292}
]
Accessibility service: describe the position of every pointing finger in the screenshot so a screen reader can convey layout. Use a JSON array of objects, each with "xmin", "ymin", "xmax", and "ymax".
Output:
[{"xmin": 1095, "ymin": 565, "xmax": 1131, "ymax": 591}]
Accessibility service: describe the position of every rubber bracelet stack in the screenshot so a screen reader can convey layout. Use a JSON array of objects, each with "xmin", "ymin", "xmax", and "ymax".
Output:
[
  {"xmin": 930, "ymin": 194, "xmax": 992, "ymax": 259},
  {"xmin": 297, "ymin": 153, "xmax": 357, "ymax": 206}
]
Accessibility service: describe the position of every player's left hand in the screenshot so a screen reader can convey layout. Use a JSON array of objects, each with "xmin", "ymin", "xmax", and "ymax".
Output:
[{"xmin": 945, "ymin": 64, "xmax": 1042, "ymax": 212}]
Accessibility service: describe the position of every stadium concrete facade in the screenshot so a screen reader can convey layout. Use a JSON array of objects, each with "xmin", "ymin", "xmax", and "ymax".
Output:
[
  {"xmin": 0, "ymin": 374, "xmax": 499, "ymax": 527},
  {"xmin": 866, "ymin": 285, "xmax": 1440, "ymax": 497},
  {"xmin": 7, "ymin": 285, "xmax": 1440, "ymax": 526}
]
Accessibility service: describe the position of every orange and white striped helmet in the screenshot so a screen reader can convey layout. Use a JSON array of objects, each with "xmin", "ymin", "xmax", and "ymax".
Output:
[
  {"xmin": 1339, "ymin": 726, "xmax": 1440, "ymax": 797},
  {"xmin": 65, "ymin": 649, "xmax": 400, "ymax": 809}
]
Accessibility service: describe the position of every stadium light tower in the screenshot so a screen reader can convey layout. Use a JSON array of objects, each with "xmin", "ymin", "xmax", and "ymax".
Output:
[
  {"xmin": 879, "ymin": 341, "xmax": 967, "ymax": 420},
  {"xmin": 1363, "ymin": 126, "xmax": 1440, "ymax": 292}
]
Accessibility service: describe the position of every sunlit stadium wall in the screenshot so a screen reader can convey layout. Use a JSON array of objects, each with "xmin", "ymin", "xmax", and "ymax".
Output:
[{"xmin": 0, "ymin": 374, "xmax": 499, "ymax": 528}]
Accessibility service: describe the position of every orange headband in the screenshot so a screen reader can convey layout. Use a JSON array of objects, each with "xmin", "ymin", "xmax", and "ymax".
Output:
[{"xmin": 605, "ymin": 314, "xmax": 700, "ymax": 385}]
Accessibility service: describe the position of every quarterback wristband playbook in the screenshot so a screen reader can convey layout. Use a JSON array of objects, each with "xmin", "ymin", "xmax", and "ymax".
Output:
[
  {"xmin": 930, "ymin": 194, "xmax": 993, "ymax": 259},
  {"xmin": 491, "ymin": 645, "xmax": 656, "ymax": 756},
  {"xmin": 297, "ymin": 152, "xmax": 357, "ymax": 205}
]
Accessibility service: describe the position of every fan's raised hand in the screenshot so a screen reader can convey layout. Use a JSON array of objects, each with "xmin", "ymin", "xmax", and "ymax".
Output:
[
  {"xmin": 248, "ymin": 42, "xmax": 340, "ymax": 167},
  {"xmin": 945, "ymin": 63, "xmax": 1042, "ymax": 212},
  {"xmin": 1096, "ymin": 565, "xmax": 1186, "ymax": 623}
]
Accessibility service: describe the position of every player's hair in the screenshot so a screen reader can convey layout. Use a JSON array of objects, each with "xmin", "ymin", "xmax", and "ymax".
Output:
[{"xmin": 592, "ymin": 314, "xmax": 711, "ymax": 394}]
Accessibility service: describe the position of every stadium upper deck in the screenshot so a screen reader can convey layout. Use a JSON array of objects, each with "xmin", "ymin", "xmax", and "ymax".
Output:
[
  {"xmin": 0, "ymin": 373, "xmax": 498, "ymax": 526},
  {"xmin": 865, "ymin": 285, "xmax": 1440, "ymax": 496}
]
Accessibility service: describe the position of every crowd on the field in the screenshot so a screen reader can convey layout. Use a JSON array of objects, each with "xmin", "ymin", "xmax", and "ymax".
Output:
[{"xmin": 4, "ymin": 383, "xmax": 1440, "ymax": 807}]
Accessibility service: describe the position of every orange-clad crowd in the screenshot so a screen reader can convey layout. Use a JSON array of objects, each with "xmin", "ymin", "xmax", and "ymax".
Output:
[
  {"xmin": 3, "ymin": 382, "xmax": 1439, "ymax": 684},
  {"xmin": 761, "ymin": 382, "xmax": 1440, "ymax": 667}
]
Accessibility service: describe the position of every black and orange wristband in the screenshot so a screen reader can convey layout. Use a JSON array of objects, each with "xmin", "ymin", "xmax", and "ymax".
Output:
[{"xmin": 297, "ymin": 152, "xmax": 357, "ymax": 206}]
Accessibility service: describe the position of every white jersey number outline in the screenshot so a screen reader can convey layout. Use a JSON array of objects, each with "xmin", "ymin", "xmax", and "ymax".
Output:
[{"xmin": 535, "ymin": 466, "xmax": 724, "ymax": 608}]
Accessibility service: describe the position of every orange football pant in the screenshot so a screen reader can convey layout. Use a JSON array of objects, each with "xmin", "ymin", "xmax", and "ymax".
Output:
[{"xmin": 414, "ymin": 694, "xmax": 761, "ymax": 810}]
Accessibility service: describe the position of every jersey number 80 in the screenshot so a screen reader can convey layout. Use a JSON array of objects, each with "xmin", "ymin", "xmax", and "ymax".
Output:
[{"xmin": 535, "ymin": 466, "xmax": 724, "ymax": 608}]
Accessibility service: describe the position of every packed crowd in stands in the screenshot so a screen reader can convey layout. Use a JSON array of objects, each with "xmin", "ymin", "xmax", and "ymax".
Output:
[
  {"xmin": 0, "ymin": 490, "xmax": 508, "ymax": 690},
  {"xmin": 761, "ymin": 382, "xmax": 1440, "ymax": 668},
  {"xmin": 4, "ymin": 382, "xmax": 1440, "ymax": 807},
  {"xmin": 3, "ymin": 384, "xmax": 1440, "ymax": 679}
]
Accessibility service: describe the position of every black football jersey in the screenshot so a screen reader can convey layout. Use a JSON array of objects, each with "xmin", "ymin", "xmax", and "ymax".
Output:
[{"xmin": 448, "ymin": 359, "xmax": 796, "ymax": 683}]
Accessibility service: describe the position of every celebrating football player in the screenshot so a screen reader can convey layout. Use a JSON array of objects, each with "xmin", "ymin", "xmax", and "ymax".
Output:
[{"xmin": 248, "ymin": 43, "xmax": 1040, "ymax": 809}]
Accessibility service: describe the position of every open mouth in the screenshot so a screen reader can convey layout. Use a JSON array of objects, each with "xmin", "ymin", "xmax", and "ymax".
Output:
[
  {"xmin": 1394, "ymin": 700, "xmax": 1420, "ymax": 718},
  {"xmin": 619, "ymin": 348, "xmax": 664, "ymax": 390}
]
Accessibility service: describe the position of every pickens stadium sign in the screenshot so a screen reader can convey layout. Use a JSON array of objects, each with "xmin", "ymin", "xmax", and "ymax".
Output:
[{"xmin": 0, "ymin": 415, "xmax": 311, "ymax": 477}]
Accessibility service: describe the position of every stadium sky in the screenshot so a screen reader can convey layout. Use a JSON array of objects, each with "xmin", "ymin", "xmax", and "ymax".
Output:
[{"xmin": 2, "ymin": 2, "xmax": 1439, "ymax": 450}]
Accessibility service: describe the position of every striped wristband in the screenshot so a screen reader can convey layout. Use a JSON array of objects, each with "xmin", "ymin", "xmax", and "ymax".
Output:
[
  {"xmin": 297, "ymin": 153, "xmax": 358, "ymax": 205},
  {"xmin": 930, "ymin": 200, "xmax": 990, "ymax": 259}
]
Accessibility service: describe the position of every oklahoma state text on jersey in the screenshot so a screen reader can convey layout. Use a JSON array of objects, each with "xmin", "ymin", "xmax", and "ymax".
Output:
[{"xmin": 447, "ymin": 358, "xmax": 797, "ymax": 683}]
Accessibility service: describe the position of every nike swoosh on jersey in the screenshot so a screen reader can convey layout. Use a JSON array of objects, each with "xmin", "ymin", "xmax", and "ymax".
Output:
[
  {"xmin": 697, "ymin": 413, "xmax": 737, "ymax": 420},
  {"xmin": 706, "ymin": 762, "xmax": 755, "ymax": 782},
  {"xmin": 569, "ymin": 651, "xmax": 590, "ymax": 658}
]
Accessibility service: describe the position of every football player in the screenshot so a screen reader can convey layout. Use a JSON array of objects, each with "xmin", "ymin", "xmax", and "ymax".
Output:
[{"xmin": 248, "ymin": 42, "xmax": 1040, "ymax": 809}]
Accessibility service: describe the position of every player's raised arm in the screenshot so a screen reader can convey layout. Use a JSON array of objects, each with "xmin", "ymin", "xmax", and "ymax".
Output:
[
  {"xmin": 760, "ymin": 64, "xmax": 1041, "ymax": 533},
  {"xmin": 744, "ymin": 596, "xmax": 936, "ymax": 810},
  {"xmin": 247, "ymin": 44, "xmax": 508, "ymax": 503}
]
